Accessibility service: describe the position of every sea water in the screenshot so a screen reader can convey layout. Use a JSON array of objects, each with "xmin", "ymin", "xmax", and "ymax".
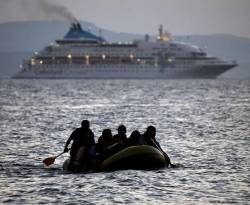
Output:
[{"xmin": 0, "ymin": 79, "xmax": 249, "ymax": 204}]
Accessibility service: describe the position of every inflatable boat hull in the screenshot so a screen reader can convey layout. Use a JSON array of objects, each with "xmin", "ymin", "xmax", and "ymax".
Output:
[
  {"xmin": 101, "ymin": 145, "xmax": 166, "ymax": 170},
  {"xmin": 63, "ymin": 145, "xmax": 166, "ymax": 172}
]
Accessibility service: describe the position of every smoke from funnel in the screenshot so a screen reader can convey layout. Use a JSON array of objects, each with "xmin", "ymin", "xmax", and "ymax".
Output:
[
  {"xmin": 20, "ymin": 0, "xmax": 78, "ymax": 23},
  {"xmin": 37, "ymin": 0, "xmax": 78, "ymax": 23}
]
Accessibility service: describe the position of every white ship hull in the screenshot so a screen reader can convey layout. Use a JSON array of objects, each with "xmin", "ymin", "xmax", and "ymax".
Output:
[{"xmin": 14, "ymin": 64, "xmax": 234, "ymax": 79}]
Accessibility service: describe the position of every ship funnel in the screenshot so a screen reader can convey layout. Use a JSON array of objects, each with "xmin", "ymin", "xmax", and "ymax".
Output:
[
  {"xmin": 76, "ymin": 23, "xmax": 82, "ymax": 30},
  {"xmin": 69, "ymin": 21, "xmax": 83, "ymax": 33},
  {"xmin": 64, "ymin": 21, "xmax": 105, "ymax": 42}
]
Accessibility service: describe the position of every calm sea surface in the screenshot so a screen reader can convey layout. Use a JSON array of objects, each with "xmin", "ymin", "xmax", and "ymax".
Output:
[{"xmin": 0, "ymin": 79, "xmax": 249, "ymax": 204}]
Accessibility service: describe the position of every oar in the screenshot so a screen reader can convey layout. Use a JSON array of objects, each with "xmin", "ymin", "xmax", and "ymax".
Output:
[{"xmin": 43, "ymin": 151, "xmax": 66, "ymax": 166}]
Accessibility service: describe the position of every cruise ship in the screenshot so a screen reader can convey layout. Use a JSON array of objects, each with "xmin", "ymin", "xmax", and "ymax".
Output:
[{"xmin": 14, "ymin": 22, "xmax": 237, "ymax": 79}]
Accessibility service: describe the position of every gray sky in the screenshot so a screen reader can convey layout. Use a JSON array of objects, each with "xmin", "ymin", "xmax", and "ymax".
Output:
[{"xmin": 0, "ymin": 0, "xmax": 250, "ymax": 38}]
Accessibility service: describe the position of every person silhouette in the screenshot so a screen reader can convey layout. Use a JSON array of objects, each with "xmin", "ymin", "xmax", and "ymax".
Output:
[
  {"xmin": 141, "ymin": 126, "xmax": 172, "ymax": 167},
  {"xmin": 64, "ymin": 120, "xmax": 95, "ymax": 163},
  {"xmin": 113, "ymin": 125, "xmax": 127, "ymax": 146}
]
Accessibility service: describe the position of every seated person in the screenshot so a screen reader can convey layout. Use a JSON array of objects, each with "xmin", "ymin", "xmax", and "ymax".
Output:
[
  {"xmin": 97, "ymin": 129, "xmax": 114, "ymax": 159},
  {"xmin": 127, "ymin": 130, "xmax": 141, "ymax": 146},
  {"xmin": 141, "ymin": 126, "xmax": 172, "ymax": 167},
  {"xmin": 113, "ymin": 125, "xmax": 127, "ymax": 147}
]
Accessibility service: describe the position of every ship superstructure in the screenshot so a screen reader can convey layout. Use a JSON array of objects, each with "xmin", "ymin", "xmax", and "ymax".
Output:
[{"xmin": 14, "ymin": 23, "xmax": 237, "ymax": 79}]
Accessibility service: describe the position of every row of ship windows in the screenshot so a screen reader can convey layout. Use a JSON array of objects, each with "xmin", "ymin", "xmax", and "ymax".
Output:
[
  {"xmin": 51, "ymin": 47, "xmax": 185, "ymax": 54},
  {"xmin": 32, "ymin": 67, "xmax": 197, "ymax": 74},
  {"xmin": 30, "ymin": 59, "xmax": 212, "ymax": 65},
  {"xmin": 29, "ymin": 63, "xmax": 200, "ymax": 70},
  {"xmin": 30, "ymin": 61, "xmax": 208, "ymax": 67},
  {"xmin": 48, "ymin": 52, "xmax": 158, "ymax": 58},
  {"xmin": 34, "ymin": 68, "xmax": 159, "ymax": 73},
  {"xmin": 32, "ymin": 60, "xmax": 157, "ymax": 65},
  {"xmin": 49, "ymin": 49, "xmax": 181, "ymax": 56}
]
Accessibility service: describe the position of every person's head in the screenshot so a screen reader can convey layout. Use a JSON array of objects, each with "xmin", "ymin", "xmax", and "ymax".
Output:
[
  {"xmin": 146, "ymin": 126, "xmax": 156, "ymax": 138},
  {"xmin": 81, "ymin": 120, "xmax": 90, "ymax": 129},
  {"xmin": 102, "ymin": 129, "xmax": 112, "ymax": 140},
  {"xmin": 130, "ymin": 130, "xmax": 141, "ymax": 139},
  {"xmin": 118, "ymin": 125, "xmax": 126, "ymax": 134}
]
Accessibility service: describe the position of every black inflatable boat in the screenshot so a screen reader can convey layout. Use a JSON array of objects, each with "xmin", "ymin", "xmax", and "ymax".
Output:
[{"xmin": 63, "ymin": 145, "xmax": 166, "ymax": 172}]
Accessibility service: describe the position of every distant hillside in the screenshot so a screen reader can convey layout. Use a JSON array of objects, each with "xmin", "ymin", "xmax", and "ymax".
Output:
[
  {"xmin": 0, "ymin": 51, "xmax": 32, "ymax": 78},
  {"xmin": 0, "ymin": 20, "xmax": 141, "ymax": 52},
  {"xmin": 0, "ymin": 20, "xmax": 249, "ymax": 79}
]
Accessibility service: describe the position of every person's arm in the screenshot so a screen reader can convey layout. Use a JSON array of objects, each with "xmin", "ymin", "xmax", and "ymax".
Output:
[
  {"xmin": 150, "ymin": 138, "xmax": 172, "ymax": 167},
  {"xmin": 64, "ymin": 131, "xmax": 74, "ymax": 152}
]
